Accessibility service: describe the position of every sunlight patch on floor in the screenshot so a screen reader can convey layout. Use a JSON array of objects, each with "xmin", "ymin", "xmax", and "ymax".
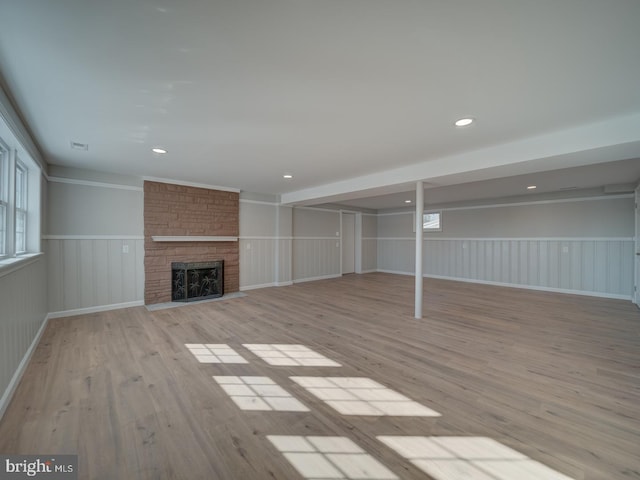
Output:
[
  {"xmin": 376, "ymin": 436, "xmax": 575, "ymax": 480},
  {"xmin": 213, "ymin": 376, "xmax": 309, "ymax": 412},
  {"xmin": 290, "ymin": 377, "xmax": 440, "ymax": 417},
  {"xmin": 268, "ymin": 435, "xmax": 398, "ymax": 479},
  {"xmin": 184, "ymin": 344, "xmax": 249, "ymax": 363},
  {"xmin": 242, "ymin": 344, "xmax": 341, "ymax": 367}
]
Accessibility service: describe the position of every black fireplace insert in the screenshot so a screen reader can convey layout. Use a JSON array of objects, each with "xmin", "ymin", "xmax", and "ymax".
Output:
[{"xmin": 171, "ymin": 260, "xmax": 224, "ymax": 302}]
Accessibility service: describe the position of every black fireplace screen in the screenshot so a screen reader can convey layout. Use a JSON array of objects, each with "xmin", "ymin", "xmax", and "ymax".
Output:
[{"xmin": 171, "ymin": 260, "xmax": 224, "ymax": 302}]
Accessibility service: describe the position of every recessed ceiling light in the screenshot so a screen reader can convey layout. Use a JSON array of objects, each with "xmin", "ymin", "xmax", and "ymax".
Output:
[
  {"xmin": 283, "ymin": 174, "xmax": 293, "ymax": 179},
  {"xmin": 454, "ymin": 117, "xmax": 474, "ymax": 127},
  {"xmin": 527, "ymin": 185, "xmax": 537, "ymax": 190},
  {"xmin": 152, "ymin": 147, "xmax": 167, "ymax": 154},
  {"xmin": 404, "ymin": 200, "xmax": 412, "ymax": 203}
]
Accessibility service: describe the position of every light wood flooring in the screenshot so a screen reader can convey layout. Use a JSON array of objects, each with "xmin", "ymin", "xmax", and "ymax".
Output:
[{"xmin": 1, "ymin": 273, "xmax": 639, "ymax": 479}]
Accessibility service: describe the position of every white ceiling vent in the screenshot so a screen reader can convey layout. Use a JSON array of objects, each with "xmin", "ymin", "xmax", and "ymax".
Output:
[{"xmin": 70, "ymin": 141, "xmax": 88, "ymax": 151}]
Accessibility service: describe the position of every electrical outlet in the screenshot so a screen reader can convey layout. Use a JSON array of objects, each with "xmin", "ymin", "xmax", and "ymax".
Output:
[
  {"xmin": 122, "ymin": 244, "xmax": 129, "ymax": 254},
  {"xmin": 246, "ymin": 243, "xmax": 251, "ymax": 250}
]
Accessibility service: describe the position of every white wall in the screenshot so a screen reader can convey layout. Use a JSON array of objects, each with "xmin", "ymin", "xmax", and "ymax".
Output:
[
  {"xmin": 427, "ymin": 197, "xmax": 633, "ymax": 238},
  {"xmin": 362, "ymin": 213, "xmax": 378, "ymax": 272},
  {"xmin": 46, "ymin": 167, "xmax": 145, "ymax": 315},
  {"xmin": 239, "ymin": 201, "xmax": 343, "ymax": 288},
  {"xmin": 46, "ymin": 170, "xmax": 633, "ymax": 303},
  {"xmin": 240, "ymin": 199, "xmax": 391, "ymax": 288},
  {"xmin": 239, "ymin": 198, "xmax": 292, "ymax": 290},
  {"xmin": 0, "ymin": 87, "xmax": 49, "ymax": 419},
  {"xmin": 377, "ymin": 195, "xmax": 635, "ymax": 299},
  {"xmin": 0, "ymin": 256, "xmax": 48, "ymax": 419},
  {"xmin": 292, "ymin": 207, "xmax": 341, "ymax": 283},
  {"xmin": 277, "ymin": 206, "xmax": 293, "ymax": 284},
  {"xmin": 45, "ymin": 176, "xmax": 351, "ymax": 299}
]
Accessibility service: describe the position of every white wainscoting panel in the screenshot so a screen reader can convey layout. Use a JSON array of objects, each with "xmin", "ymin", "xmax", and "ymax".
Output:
[
  {"xmin": 239, "ymin": 237, "xmax": 294, "ymax": 290},
  {"xmin": 278, "ymin": 238, "xmax": 292, "ymax": 285},
  {"xmin": 377, "ymin": 238, "xmax": 415, "ymax": 275},
  {"xmin": 293, "ymin": 238, "xmax": 341, "ymax": 282},
  {"xmin": 239, "ymin": 238, "xmax": 276, "ymax": 289},
  {"xmin": 0, "ymin": 255, "xmax": 48, "ymax": 419},
  {"xmin": 47, "ymin": 238, "xmax": 145, "ymax": 313},
  {"xmin": 362, "ymin": 238, "xmax": 378, "ymax": 272},
  {"xmin": 377, "ymin": 237, "xmax": 634, "ymax": 299}
]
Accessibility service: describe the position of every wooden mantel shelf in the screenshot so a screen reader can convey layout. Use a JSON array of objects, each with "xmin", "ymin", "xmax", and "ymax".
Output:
[{"xmin": 151, "ymin": 236, "xmax": 238, "ymax": 242}]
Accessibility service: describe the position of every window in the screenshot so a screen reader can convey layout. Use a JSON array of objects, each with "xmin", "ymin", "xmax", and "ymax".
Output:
[
  {"xmin": 413, "ymin": 210, "xmax": 443, "ymax": 233},
  {"xmin": 0, "ymin": 142, "xmax": 8, "ymax": 256},
  {"xmin": 423, "ymin": 211, "xmax": 442, "ymax": 231},
  {"xmin": 15, "ymin": 161, "xmax": 27, "ymax": 253},
  {"xmin": 0, "ymin": 97, "xmax": 42, "ymax": 264},
  {"xmin": 0, "ymin": 135, "xmax": 40, "ymax": 261}
]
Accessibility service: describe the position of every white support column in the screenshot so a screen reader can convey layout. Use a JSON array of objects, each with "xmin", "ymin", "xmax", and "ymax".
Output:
[
  {"xmin": 274, "ymin": 204, "xmax": 280, "ymax": 285},
  {"xmin": 415, "ymin": 181, "xmax": 424, "ymax": 319}
]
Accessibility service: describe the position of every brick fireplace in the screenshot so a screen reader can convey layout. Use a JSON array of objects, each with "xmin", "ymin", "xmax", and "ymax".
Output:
[{"xmin": 143, "ymin": 181, "xmax": 239, "ymax": 305}]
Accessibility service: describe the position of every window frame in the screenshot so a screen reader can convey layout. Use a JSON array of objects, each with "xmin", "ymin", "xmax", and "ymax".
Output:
[
  {"xmin": 0, "ymin": 139, "xmax": 8, "ymax": 258},
  {"xmin": 0, "ymin": 136, "xmax": 40, "ymax": 264},
  {"xmin": 14, "ymin": 159, "xmax": 27, "ymax": 254},
  {"xmin": 422, "ymin": 210, "xmax": 442, "ymax": 232},
  {"xmin": 412, "ymin": 210, "xmax": 443, "ymax": 233}
]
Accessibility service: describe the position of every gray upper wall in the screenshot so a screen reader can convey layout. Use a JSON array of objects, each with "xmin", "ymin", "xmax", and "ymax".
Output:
[
  {"xmin": 362, "ymin": 214, "xmax": 377, "ymax": 238},
  {"xmin": 378, "ymin": 196, "xmax": 634, "ymax": 238},
  {"xmin": 46, "ymin": 166, "xmax": 634, "ymax": 239},
  {"xmin": 292, "ymin": 208, "xmax": 340, "ymax": 237},
  {"xmin": 48, "ymin": 181, "xmax": 143, "ymax": 236},
  {"xmin": 239, "ymin": 201, "xmax": 278, "ymax": 237},
  {"xmin": 47, "ymin": 166, "xmax": 144, "ymax": 236},
  {"xmin": 278, "ymin": 206, "xmax": 293, "ymax": 238}
]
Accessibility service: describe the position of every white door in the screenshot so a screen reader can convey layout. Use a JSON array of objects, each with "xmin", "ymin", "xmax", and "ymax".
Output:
[
  {"xmin": 635, "ymin": 185, "xmax": 640, "ymax": 305},
  {"xmin": 342, "ymin": 213, "xmax": 355, "ymax": 275}
]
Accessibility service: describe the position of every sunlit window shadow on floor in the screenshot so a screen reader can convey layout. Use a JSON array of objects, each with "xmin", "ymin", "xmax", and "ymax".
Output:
[
  {"xmin": 268, "ymin": 435, "xmax": 398, "ymax": 479},
  {"xmin": 242, "ymin": 344, "xmax": 341, "ymax": 367},
  {"xmin": 185, "ymin": 343, "xmax": 248, "ymax": 363},
  {"xmin": 290, "ymin": 376, "xmax": 440, "ymax": 416},
  {"xmin": 377, "ymin": 436, "xmax": 575, "ymax": 480},
  {"xmin": 213, "ymin": 376, "xmax": 309, "ymax": 412}
]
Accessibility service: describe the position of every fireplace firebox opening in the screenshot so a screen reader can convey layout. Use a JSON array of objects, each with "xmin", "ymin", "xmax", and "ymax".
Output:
[{"xmin": 171, "ymin": 260, "xmax": 224, "ymax": 302}]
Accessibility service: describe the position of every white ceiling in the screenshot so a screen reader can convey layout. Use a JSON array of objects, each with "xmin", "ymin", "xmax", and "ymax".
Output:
[{"xmin": 0, "ymin": 0, "xmax": 639, "ymax": 209}]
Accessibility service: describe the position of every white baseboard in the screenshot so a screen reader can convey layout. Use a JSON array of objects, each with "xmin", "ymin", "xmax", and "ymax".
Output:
[
  {"xmin": 359, "ymin": 269, "xmax": 377, "ymax": 274},
  {"xmin": 376, "ymin": 269, "xmax": 411, "ymax": 276},
  {"xmin": 0, "ymin": 314, "xmax": 49, "ymax": 421},
  {"xmin": 240, "ymin": 281, "xmax": 294, "ymax": 291},
  {"xmin": 425, "ymin": 274, "xmax": 633, "ymax": 301},
  {"xmin": 293, "ymin": 274, "xmax": 342, "ymax": 284},
  {"xmin": 376, "ymin": 270, "xmax": 633, "ymax": 301},
  {"xmin": 240, "ymin": 282, "xmax": 276, "ymax": 291},
  {"xmin": 47, "ymin": 300, "xmax": 145, "ymax": 319}
]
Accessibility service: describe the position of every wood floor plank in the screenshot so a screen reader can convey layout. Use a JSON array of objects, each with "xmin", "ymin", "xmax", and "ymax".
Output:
[{"xmin": 0, "ymin": 273, "xmax": 639, "ymax": 479}]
